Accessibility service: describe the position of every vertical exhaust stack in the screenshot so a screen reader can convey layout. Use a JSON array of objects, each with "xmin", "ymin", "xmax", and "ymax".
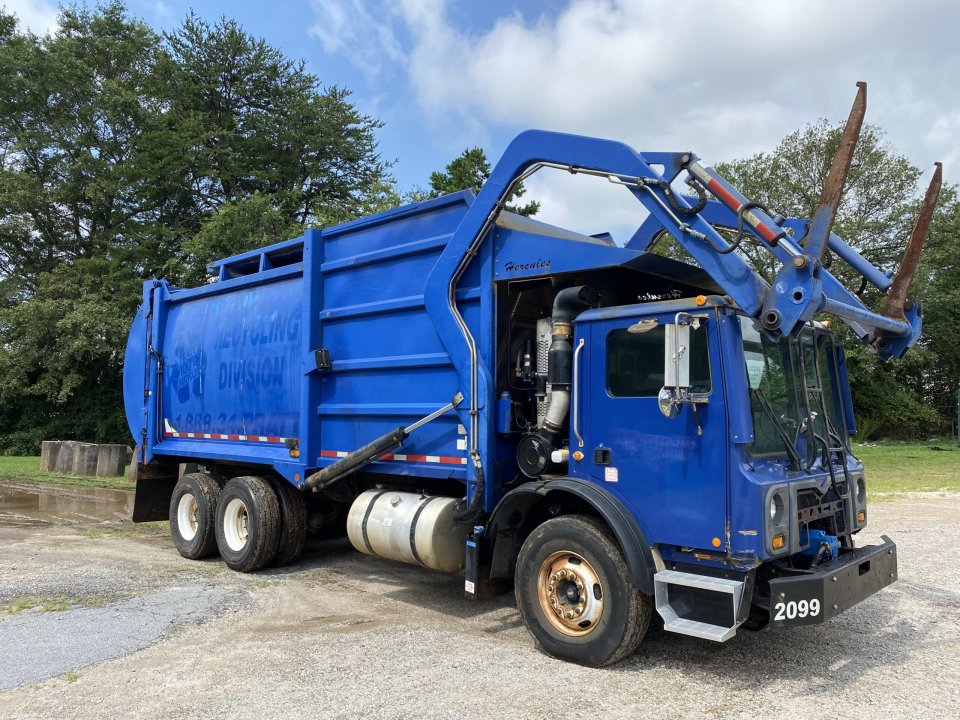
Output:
[
  {"xmin": 881, "ymin": 162, "xmax": 943, "ymax": 323},
  {"xmin": 516, "ymin": 286, "xmax": 599, "ymax": 478}
]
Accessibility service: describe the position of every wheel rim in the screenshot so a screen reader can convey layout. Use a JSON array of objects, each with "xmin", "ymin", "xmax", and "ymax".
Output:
[
  {"xmin": 537, "ymin": 550, "xmax": 604, "ymax": 637},
  {"xmin": 176, "ymin": 493, "xmax": 199, "ymax": 542},
  {"xmin": 222, "ymin": 497, "xmax": 250, "ymax": 552}
]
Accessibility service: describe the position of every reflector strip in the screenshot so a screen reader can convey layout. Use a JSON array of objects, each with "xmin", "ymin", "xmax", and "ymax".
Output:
[
  {"xmin": 164, "ymin": 432, "xmax": 291, "ymax": 444},
  {"xmin": 320, "ymin": 449, "xmax": 467, "ymax": 465}
]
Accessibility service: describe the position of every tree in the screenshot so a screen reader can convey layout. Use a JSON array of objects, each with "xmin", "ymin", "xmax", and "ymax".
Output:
[
  {"xmin": 910, "ymin": 187, "xmax": 960, "ymax": 437},
  {"xmin": 160, "ymin": 14, "xmax": 391, "ymax": 227},
  {"xmin": 416, "ymin": 146, "xmax": 539, "ymax": 216},
  {"xmin": 0, "ymin": 4, "xmax": 171, "ymax": 290},
  {"xmin": 0, "ymin": 3, "xmax": 395, "ymax": 453}
]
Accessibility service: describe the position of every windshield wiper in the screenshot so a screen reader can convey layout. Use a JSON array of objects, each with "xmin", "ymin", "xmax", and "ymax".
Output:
[{"xmin": 751, "ymin": 388, "xmax": 802, "ymax": 469}]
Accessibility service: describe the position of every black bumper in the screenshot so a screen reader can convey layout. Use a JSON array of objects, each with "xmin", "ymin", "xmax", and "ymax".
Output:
[{"xmin": 767, "ymin": 535, "xmax": 897, "ymax": 628}]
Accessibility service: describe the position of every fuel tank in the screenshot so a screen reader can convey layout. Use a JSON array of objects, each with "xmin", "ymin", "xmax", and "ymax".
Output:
[{"xmin": 346, "ymin": 489, "xmax": 469, "ymax": 573}]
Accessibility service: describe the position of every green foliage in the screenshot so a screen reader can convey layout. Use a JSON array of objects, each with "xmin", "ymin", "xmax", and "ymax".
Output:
[
  {"xmin": 177, "ymin": 193, "xmax": 303, "ymax": 285},
  {"xmin": 0, "ymin": 3, "xmax": 394, "ymax": 450},
  {"xmin": 420, "ymin": 146, "xmax": 540, "ymax": 216}
]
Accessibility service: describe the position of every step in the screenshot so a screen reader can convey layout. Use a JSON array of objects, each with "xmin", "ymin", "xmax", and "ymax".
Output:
[
  {"xmin": 654, "ymin": 569, "xmax": 744, "ymax": 595},
  {"xmin": 654, "ymin": 570, "xmax": 747, "ymax": 643},
  {"xmin": 662, "ymin": 617, "xmax": 739, "ymax": 642}
]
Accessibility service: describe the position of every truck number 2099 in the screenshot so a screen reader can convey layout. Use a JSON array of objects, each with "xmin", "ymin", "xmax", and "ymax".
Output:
[{"xmin": 774, "ymin": 599, "xmax": 821, "ymax": 621}]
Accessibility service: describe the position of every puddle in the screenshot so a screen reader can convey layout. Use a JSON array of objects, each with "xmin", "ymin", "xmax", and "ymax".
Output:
[{"xmin": 0, "ymin": 482, "xmax": 133, "ymax": 527}]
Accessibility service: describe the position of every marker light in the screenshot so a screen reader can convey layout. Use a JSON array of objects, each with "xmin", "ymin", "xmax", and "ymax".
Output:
[{"xmin": 772, "ymin": 534, "xmax": 785, "ymax": 550}]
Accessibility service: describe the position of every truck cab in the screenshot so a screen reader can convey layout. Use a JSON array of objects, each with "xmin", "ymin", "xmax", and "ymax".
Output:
[{"xmin": 495, "ymin": 291, "xmax": 894, "ymax": 650}]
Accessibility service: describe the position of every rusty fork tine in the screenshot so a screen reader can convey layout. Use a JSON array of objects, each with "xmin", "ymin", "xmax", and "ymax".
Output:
[
  {"xmin": 881, "ymin": 162, "xmax": 943, "ymax": 323},
  {"xmin": 804, "ymin": 81, "xmax": 868, "ymax": 260}
]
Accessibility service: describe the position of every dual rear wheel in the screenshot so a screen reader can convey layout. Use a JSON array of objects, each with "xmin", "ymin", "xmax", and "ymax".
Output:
[{"xmin": 169, "ymin": 473, "xmax": 307, "ymax": 572}]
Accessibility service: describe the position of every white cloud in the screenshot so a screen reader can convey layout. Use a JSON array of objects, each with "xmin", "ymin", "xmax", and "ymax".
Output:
[
  {"xmin": 2, "ymin": 0, "xmax": 58, "ymax": 34},
  {"xmin": 397, "ymin": 0, "xmax": 956, "ymax": 163},
  {"xmin": 308, "ymin": 0, "xmax": 406, "ymax": 81},
  {"xmin": 311, "ymin": 0, "xmax": 959, "ymax": 237},
  {"xmin": 149, "ymin": 1, "xmax": 173, "ymax": 23}
]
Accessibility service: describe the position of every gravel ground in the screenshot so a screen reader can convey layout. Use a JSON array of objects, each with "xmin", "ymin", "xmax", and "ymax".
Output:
[{"xmin": 0, "ymin": 495, "xmax": 958, "ymax": 719}]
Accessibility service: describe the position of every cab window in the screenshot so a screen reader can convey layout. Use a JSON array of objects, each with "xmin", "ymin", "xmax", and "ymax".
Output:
[{"xmin": 606, "ymin": 323, "xmax": 710, "ymax": 397}]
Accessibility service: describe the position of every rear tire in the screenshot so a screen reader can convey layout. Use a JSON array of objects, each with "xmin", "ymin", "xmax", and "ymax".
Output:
[
  {"xmin": 272, "ymin": 480, "xmax": 307, "ymax": 566},
  {"xmin": 215, "ymin": 476, "xmax": 281, "ymax": 572},
  {"xmin": 515, "ymin": 514, "xmax": 652, "ymax": 667},
  {"xmin": 169, "ymin": 473, "xmax": 220, "ymax": 560}
]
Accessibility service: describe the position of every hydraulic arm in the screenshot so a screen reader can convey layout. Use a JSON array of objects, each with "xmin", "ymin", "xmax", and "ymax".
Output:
[{"xmin": 425, "ymin": 81, "xmax": 941, "ymax": 499}]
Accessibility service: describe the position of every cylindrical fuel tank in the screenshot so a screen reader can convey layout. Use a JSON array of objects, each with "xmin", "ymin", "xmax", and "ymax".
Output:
[{"xmin": 347, "ymin": 490, "xmax": 470, "ymax": 573}]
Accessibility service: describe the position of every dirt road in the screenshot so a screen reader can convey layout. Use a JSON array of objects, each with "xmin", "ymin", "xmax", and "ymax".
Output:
[{"xmin": 0, "ymin": 488, "xmax": 958, "ymax": 719}]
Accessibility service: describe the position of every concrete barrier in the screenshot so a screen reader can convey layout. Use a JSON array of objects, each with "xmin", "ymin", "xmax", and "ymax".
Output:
[
  {"xmin": 53, "ymin": 441, "xmax": 78, "ymax": 474},
  {"xmin": 40, "ymin": 441, "xmax": 62, "ymax": 472},
  {"xmin": 95, "ymin": 444, "xmax": 129, "ymax": 477},
  {"xmin": 72, "ymin": 443, "xmax": 99, "ymax": 476},
  {"xmin": 41, "ymin": 441, "xmax": 134, "ymax": 478}
]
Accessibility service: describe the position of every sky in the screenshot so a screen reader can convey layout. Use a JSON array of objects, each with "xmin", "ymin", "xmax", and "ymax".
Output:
[{"xmin": 3, "ymin": 0, "xmax": 958, "ymax": 243}]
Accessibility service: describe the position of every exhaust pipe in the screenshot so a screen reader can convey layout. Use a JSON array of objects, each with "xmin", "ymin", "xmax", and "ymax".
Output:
[{"xmin": 517, "ymin": 286, "xmax": 599, "ymax": 477}]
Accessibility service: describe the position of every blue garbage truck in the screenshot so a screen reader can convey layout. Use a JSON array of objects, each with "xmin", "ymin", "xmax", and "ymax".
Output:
[{"xmin": 124, "ymin": 83, "xmax": 940, "ymax": 665}]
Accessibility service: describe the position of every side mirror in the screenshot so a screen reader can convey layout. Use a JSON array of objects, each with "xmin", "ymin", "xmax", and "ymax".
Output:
[
  {"xmin": 664, "ymin": 322, "xmax": 691, "ymax": 389},
  {"xmin": 659, "ymin": 315, "xmax": 695, "ymax": 419}
]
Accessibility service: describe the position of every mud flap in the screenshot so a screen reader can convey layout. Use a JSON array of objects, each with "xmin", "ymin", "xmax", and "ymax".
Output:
[{"xmin": 130, "ymin": 461, "xmax": 180, "ymax": 522}]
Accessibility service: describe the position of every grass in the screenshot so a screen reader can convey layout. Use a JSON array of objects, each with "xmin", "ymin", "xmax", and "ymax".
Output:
[
  {"xmin": 0, "ymin": 592, "xmax": 135, "ymax": 616},
  {"xmin": 82, "ymin": 521, "xmax": 168, "ymax": 539},
  {"xmin": 854, "ymin": 442, "xmax": 960, "ymax": 495},
  {"xmin": 0, "ymin": 456, "xmax": 132, "ymax": 490},
  {"xmin": 0, "ymin": 596, "xmax": 70, "ymax": 615},
  {"xmin": 62, "ymin": 672, "xmax": 80, "ymax": 683},
  {"xmin": 1, "ymin": 444, "xmax": 957, "ymax": 500}
]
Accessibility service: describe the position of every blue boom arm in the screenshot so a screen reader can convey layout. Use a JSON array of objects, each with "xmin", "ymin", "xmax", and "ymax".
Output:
[{"xmin": 426, "ymin": 85, "xmax": 940, "ymax": 506}]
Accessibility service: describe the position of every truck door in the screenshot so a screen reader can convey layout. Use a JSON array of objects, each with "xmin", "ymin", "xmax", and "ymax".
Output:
[{"xmin": 574, "ymin": 312, "xmax": 728, "ymax": 551}]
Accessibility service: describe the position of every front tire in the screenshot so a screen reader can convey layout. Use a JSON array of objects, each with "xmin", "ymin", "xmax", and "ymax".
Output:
[
  {"xmin": 169, "ymin": 473, "xmax": 220, "ymax": 560},
  {"xmin": 215, "ymin": 476, "xmax": 281, "ymax": 572},
  {"xmin": 515, "ymin": 515, "xmax": 652, "ymax": 667}
]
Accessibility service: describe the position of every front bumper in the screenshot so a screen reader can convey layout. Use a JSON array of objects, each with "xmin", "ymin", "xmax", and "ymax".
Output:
[{"xmin": 768, "ymin": 535, "xmax": 897, "ymax": 628}]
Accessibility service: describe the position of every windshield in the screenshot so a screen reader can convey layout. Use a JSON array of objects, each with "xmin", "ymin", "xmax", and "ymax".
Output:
[{"xmin": 739, "ymin": 316, "xmax": 848, "ymax": 462}]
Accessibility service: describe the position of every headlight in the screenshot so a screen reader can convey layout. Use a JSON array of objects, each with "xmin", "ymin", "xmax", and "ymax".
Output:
[
  {"xmin": 769, "ymin": 492, "xmax": 785, "ymax": 524},
  {"xmin": 856, "ymin": 477, "xmax": 866, "ymax": 505}
]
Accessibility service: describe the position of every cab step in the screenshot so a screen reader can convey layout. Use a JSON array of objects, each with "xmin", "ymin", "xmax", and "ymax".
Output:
[{"xmin": 654, "ymin": 570, "xmax": 746, "ymax": 642}]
